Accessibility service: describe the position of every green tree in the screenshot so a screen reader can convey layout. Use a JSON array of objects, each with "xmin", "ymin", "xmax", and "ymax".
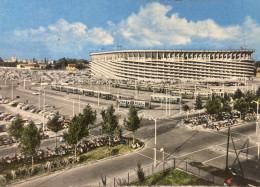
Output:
[
  {"xmin": 46, "ymin": 112, "xmax": 64, "ymax": 149},
  {"xmin": 256, "ymin": 86, "xmax": 260, "ymax": 97},
  {"xmin": 65, "ymin": 105, "xmax": 96, "ymax": 161},
  {"xmin": 101, "ymin": 105, "xmax": 120, "ymax": 154},
  {"xmin": 65, "ymin": 115, "xmax": 82, "ymax": 161},
  {"xmin": 136, "ymin": 163, "xmax": 146, "ymax": 184},
  {"xmin": 124, "ymin": 105, "xmax": 142, "ymax": 145},
  {"xmin": 20, "ymin": 121, "xmax": 41, "ymax": 169},
  {"xmin": 234, "ymin": 97, "xmax": 249, "ymax": 118},
  {"xmin": 222, "ymin": 101, "xmax": 232, "ymax": 113},
  {"xmin": 8, "ymin": 114, "xmax": 24, "ymax": 154},
  {"xmin": 223, "ymin": 93, "xmax": 231, "ymax": 102},
  {"xmin": 233, "ymin": 88, "xmax": 244, "ymax": 100},
  {"xmin": 195, "ymin": 95, "xmax": 203, "ymax": 110},
  {"xmin": 245, "ymin": 92, "xmax": 257, "ymax": 111},
  {"xmin": 45, "ymin": 64, "xmax": 52, "ymax": 70},
  {"xmin": 182, "ymin": 104, "xmax": 190, "ymax": 119},
  {"xmin": 205, "ymin": 98, "xmax": 222, "ymax": 115},
  {"xmin": 82, "ymin": 104, "xmax": 97, "ymax": 131}
]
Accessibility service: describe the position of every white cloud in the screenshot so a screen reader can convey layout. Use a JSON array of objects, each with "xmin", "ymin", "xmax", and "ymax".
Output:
[
  {"xmin": 14, "ymin": 18, "xmax": 114, "ymax": 53},
  {"xmin": 115, "ymin": 2, "xmax": 241, "ymax": 47}
]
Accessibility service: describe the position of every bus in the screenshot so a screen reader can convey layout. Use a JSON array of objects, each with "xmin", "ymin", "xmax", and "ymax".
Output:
[{"xmin": 118, "ymin": 99, "xmax": 151, "ymax": 109}]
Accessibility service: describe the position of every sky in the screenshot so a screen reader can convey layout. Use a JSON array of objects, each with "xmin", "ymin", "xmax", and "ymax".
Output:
[{"xmin": 0, "ymin": 0, "xmax": 260, "ymax": 61}]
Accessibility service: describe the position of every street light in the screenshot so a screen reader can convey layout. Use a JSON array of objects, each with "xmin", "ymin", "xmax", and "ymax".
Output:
[
  {"xmin": 43, "ymin": 88, "xmax": 46, "ymax": 132},
  {"xmin": 11, "ymin": 83, "xmax": 14, "ymax": 100},
  {"xmin": 149, "ymin": 117, "xmax": 157, "ymax": 167},
  {"xmin": 140, "ymin": 114, "xmax": 170, "ymax": 167},
  {"xmin": 252, "ymin": 100, "xmax": 259, "ymax": 159}
]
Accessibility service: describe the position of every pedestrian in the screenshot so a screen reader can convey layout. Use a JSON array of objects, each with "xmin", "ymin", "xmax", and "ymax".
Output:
[{"xmin": 227, "ymin": 178, "xmax": 231, "ymax": 186}]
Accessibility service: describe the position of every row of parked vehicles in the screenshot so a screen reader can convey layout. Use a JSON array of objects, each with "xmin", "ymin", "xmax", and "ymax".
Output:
[
  {"xmin": 0, "ymin": 112, "xmax": 16, "ymax": 122},
  {"xmin": 7, "ymin": 100, "xmax": 64, "ymax": 120}
]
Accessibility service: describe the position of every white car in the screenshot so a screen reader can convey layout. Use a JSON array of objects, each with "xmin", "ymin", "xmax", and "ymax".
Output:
[{"xmin": 32, "ymin": 92, "xmax": 40, "ymax": 95}]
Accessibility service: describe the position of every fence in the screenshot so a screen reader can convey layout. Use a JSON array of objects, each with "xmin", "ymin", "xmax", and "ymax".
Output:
[{"xmin": 93, "ymin": 157, "xmax": 224, "ymax": 186}]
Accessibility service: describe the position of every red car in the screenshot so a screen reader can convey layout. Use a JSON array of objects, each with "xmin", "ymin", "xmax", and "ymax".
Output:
[{"xmin": 0, "ymin": 114, "xmax": 10, "ymax": 120}]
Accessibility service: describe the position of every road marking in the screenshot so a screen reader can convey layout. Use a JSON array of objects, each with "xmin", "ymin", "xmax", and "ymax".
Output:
[
  {"xmin": 136, "ymin": 152, "xmax": 154, "ymax": 161},
  {"xmin": 231, "ymin": 131, "xmax": 251, "ymax": 138},
  {"xmin": 202, "ymin": 154, "xmax": 226, "ymax": 164},
  {"xmin": 153, "ymin": 138, "xmax": 241, "ymax": 159}
]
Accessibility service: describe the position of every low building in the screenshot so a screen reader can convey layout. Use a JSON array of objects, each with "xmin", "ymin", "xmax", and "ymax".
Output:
[{"xmin": 66, "ymin": 64, "xmax": 78, "ymax": 71}]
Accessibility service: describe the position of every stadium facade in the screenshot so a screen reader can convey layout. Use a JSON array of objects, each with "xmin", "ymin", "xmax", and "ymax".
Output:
[{"xmin": 90, "ymin": 50, "xmax": 255, "ymax": 81}]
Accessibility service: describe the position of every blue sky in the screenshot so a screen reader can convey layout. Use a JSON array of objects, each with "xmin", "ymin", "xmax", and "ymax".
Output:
[{"xmin": 0, "ymin": 0, "xmax": 260, "ymax": 61}]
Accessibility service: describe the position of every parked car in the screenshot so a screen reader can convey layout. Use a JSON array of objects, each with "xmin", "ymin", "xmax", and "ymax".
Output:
[
  {"xmin": 30, "ymin": 108, "xmax": 37, "ymax": 113},
  {"xmin": 10, "ymin": 117, "xmax": 16, "ymax": 122},
  {"xmin": 4, "ymin": 115, "xmax": 15, "ymax": 121},
  {"xmin": 17, "ymin": 103, "xmax": 25, "ymax": 109},
  {"xmin": 0, "ymin": 114, "xmax": 10, "ymax": 120}
]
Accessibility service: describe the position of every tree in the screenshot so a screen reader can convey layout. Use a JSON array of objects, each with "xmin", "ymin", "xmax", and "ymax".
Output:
[
  {"xmin": 8, "ymin": 114, "xmax": 24, "ymax": 154},
  {"xmin": 222, "ymin": 101, "xmax": 232, "ymax": 113},
  {"xmin": 136, "ymin": 163, "xmax": 146, "ymax": 184},
  {"xmin": 234, "ymin": 97, "xmax": 249, "ymax": 118},
  {"xmin": 101, "ymin": 105, "xmax": 120, "ymax": 154},
  {"xmin": 233, "ymin": 88, "xmax": 244, "ymax": 100},
  {"xmin": 195, "ymin": 95, "xmax": 203, "ymax": 110},
  {"xmin": 46, "ymin": 112, "xmax": 64, "ymax": 149},
  {"xmin": 256, "ymin": 86, "xmax": 260, "ymax": 97},
  {"xmin": 65, "ymin": 105, "xmax": 96, "ymax": 161},
  {"xmin": 65, "ymin": 115, "xmax": 83, "ymax": 161},
  {"xmin": 45, "ymin": 64, "xmax": 53, "ymax": 70},
  {"xmin": 82, "ymin": 104, "xmax": 97, "ymax": 131},
  {"xmin": 20, "ymin": 121, "xmax": 41, "ymax": 169},
  {"xmin": 124, "ymin": 105, "xmax": 142, "ymax": 145},
  {"xmin": 245, "ymin": 92, "xmax": 257, "ymax": 111},
  {"xmin": 8, "ymin": 114, "xmax": 24, "ymax": 142},
  {"xmin": 182, "ymin": 104, "xmax": 190, "ymax": 119},
  {"xmin": 205, "ymin": 98, "xmax": 222, "ymax": 115},
  {"xmin": 223, "ymin": 93, "xmax": 231, "ymax": 102}
]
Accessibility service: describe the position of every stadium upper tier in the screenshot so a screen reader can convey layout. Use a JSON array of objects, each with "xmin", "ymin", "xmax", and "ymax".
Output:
[{"xmin": 90, "ymin": 50, "xmax": 255, "ymax": 81}]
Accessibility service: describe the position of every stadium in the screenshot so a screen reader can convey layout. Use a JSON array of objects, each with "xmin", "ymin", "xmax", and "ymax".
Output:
[{"xmin": 90, "ymin": 50, "xmax": 255, "ymax": 81}]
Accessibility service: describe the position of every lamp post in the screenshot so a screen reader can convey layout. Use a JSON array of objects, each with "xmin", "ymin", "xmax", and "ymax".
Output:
[
  {"xmin": 11, "ymin": 83, "xmax": 14, "ymax": 100},
  {"xmin": 149, "ymin": 117, "xmax": 157, "ymax": 167},
  {"xmin": 43, "ymin": 88, "xmax": 46, "ymax": 132},
  {"xmin": 73, "ymin": 101, "xmax": 75, "ymax": 116},
  {"xmin": 252, "ymin": 100, "xmax": 259, "ymax": 159},
  {"xmin": 165, "ymin": 90, "xmax": 168, "ymax": 116},
  {"xmin": 38, "ymin": 87, "xmax": 41, "ymax": 109}
]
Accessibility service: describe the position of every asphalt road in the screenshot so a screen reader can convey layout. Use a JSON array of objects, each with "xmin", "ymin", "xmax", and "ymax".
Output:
[{"xmin": 10, "ymin": 119, "xmax": 260, "ymax": 187}]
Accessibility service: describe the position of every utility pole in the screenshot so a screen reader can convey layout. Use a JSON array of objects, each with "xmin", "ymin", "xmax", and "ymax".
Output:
[
  {"xmin": 11, "ymin": 83, "xmax": 14, "ymax": 100},
  {"xmin": 43, "ymin": 89, "xmax": 46, "ymax": 132},
  {"xmin": 154, "ymin": 118, "xmax": 157, "ymax": 167},
  {"xmin": 165, "ymin": 90, "xmax": 168, "ymax": 116},
  {"xmin": 98, "ymin": 90, "xmax": 100, "ymax": 107},
  {"xmin": 79, "ymin": 95, "xmax": 81, "ymax": 113},
  {"xmin": 225, "ymin": 127, "xmax": 230, "ymax": 181},
  {"xmin": 38, "ymin": 87, "xmax": 41, "ymax": 109},
  {"xmin": 73, "ymin": 101, "xmax": 75, "ymax": 116}
]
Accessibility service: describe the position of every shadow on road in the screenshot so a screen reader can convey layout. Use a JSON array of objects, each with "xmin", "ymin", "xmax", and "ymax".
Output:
[{"xmin": 165, "ymin": 130, "xmax": 199, "ymax": 160}]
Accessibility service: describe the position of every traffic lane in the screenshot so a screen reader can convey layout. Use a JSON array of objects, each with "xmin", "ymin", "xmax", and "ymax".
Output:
[
  {"xmin": 12, "ymin": 147, "xmax": 157, "ymax": 187},
  {"xmin": 202, "ymin": 150, "xmax": 260, "ymax": 182},
  {"xmin": 229, "ymin": 122, "xmax": 257, "ymax": 138},
  {"xmin": 136, "ymin": 119, "xmax": 231, "ymax": 159}
]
